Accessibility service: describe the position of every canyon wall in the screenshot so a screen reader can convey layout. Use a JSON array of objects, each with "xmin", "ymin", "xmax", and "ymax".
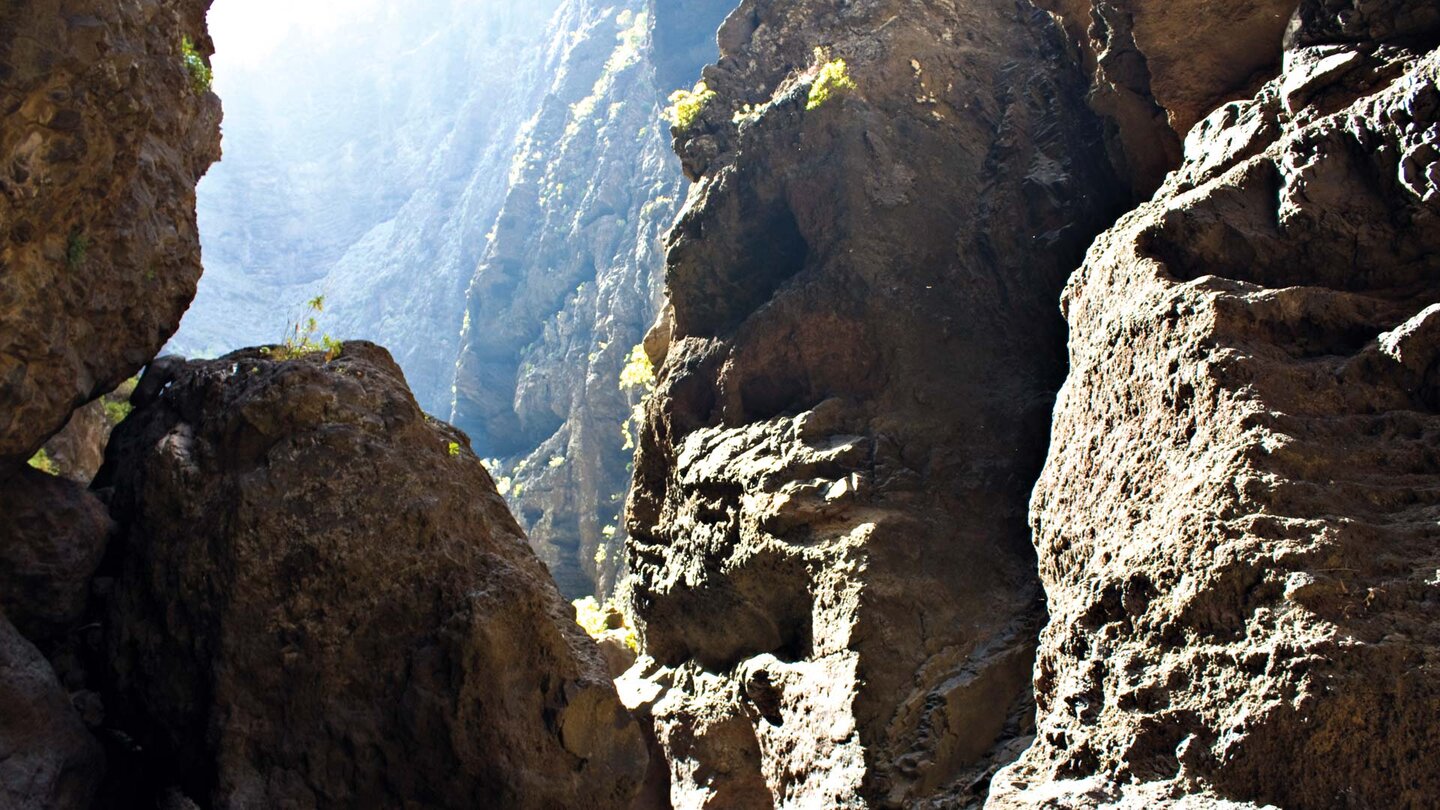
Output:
[
  {"xmin": 620, "ymin": 0, "xmax": 1124, "ymax": 805},
  {"xmin": 451, "ymin": 0, "xmax": 734, "ymax": 598},
  {"xmin": 992, "ymin": 1, "xmax": 1440, "ymax": 806}
]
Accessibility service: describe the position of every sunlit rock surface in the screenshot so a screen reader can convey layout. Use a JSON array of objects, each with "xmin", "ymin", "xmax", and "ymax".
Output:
[
  {"xmin": 451, "ymin": 0, "xmax": 734, "ymax": 598},
  {"xmin": 622, "ymin": 0, "xmax": 1124, "ymax": 804},
  {"xmin": 991, "ymin": 3, "xmax": 1440, "ymax": 806}
]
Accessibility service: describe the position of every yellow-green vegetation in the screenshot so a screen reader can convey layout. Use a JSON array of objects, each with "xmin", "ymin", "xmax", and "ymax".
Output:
[
  {"xmin": 665, "ymin": 81, "xmax": 716, "ymax": 131},
  {"xmin": 547, "ymin": 454, "xmax": 565, "ymax": 469},
  {"xmin": 807, "ymin": 55, "xmax": 857, "ymax": 110},
  {"xmin": 572, "ymin": 596, "xmax": 639, "ymax": 653},
  {"xmin": 66, "ymin": 232, "xmax": 88, "ymax": 271},
  {"xmin": 102, "ymin": 376, "xmax": 138, "ymax": 426},
  {"xmin": 27, "ymin": 449, "xmax": 59, "ymax": 476},
  {"xmin": 447, "ymin": 442, "xmax": 462, "ymax": 457},
  {"xmin": 619, "ymin": 343, "xmax": 657, "ymax": 451},
  {"xmin": 618, "ymin": 344, "xmax": 655, "ymax": 391},
  {"xmin": 266, "ymin": 296, "xmax": 342, "ymax": 361},
  {"xmin": 181, "ymin": 36, "xmax": 212, "ymax": 94}
]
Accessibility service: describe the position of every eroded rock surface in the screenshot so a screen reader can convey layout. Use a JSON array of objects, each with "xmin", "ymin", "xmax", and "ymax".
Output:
[
  {"xmin": 623, "ymin": 0, "xmax": 1123, "ymax": 805},
  {"xmin": 991, "ymin": 6, "xmax": 1440, "ymax": 807},
  {"xmin": 97, "ymin": 342, "xmax": 647, "ymax": 808},
  {"xmin": 0, "ymin": 0, "xmax": 221, "ymax": 463},
  {"xmin": 0, "ymin": 612, "xmax": 102, "ymax": 810}
]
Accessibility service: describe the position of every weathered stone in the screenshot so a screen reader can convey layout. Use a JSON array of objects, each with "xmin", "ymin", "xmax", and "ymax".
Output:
[
  {"xmin": 991, "ymin": 10, "xmax": 1440, "ymax": 808},
  {"xmin": 623, "ymin": 0, "xmax": 1124, "ymax": 805},
  {"xmin": 38, "ymin": 401, "xmax": 110, "ymax": 483},
  {"xmin": 0, "ymin": 466, "xmax": 111, "ymax": 641},
  {"xmin": 0, "ymin": 612, "xmax": 103, "ymax": 810},
  {"xmin": 97, "ymin": 342, "xmax": 648, "ymax": 808},
  {"xmin": 0, "ymin": 0, "xmax": 221, "ymax": 463}
]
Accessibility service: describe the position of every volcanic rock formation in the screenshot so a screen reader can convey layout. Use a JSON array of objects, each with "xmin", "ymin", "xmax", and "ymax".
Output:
[
  {"xmin": 620, "ymin": 0, "xmax": 1124, "ymax": 805},
  {"xmin": 990, "ymin": 2, "xmax": 1440, "ymax": 807},
  {"xmin": 96, "ymin": 342, "xmax": 648, "ymax": 808}
]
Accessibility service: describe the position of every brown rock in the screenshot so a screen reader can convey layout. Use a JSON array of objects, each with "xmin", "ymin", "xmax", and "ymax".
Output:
[
  {"xmin": 97, "ymin": 342, "xmax": 647, "ymax": 808},
  {"xmin": 0, "ymin": 611, "xmax": 103, "ymax": 810},
  {"xmin": 623, "ymin": 0, "xmax": 1124, "ymax": 805},
  {"xmin": 991, "ymin": 9, "xmax": 1440, "ymax": 808},
  {"xmin": 1037, "ymin": 0, "xmax": 1294, "ymax": 194},
  {"xmin": 0, "ymin": 0, "xmax": 221, "ymax": 464},
  {"xmin": 0, "ymin": 466, "xmax": 111, "ymax": 641}
]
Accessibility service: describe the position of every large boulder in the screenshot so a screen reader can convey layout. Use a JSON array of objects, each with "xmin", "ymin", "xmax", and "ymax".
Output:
[
  {"xmin": 0, "ymin": 0, "xmax": 221, "ymax": 464},
  {"xmin": 97, "ymin": 342, "xmax": 648, "ymax": 808},
  {"xmin": 991, "ymin": 5, "xmax": 1440, "ymax": 807},
  {"xmin": 0, "ymin": 467, "xmax": 111, "ymax": 641},
  {"xmin": 0, "ymin": 612, "xmax": 103, "ymax": 810},
  {"xmin": 622, "ymin": 0, "xmax": 1125, "ymax": 805}
]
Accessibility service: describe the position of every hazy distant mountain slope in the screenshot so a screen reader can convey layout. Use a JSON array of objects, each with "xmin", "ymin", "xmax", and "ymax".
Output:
[{"xmin": 173, "ymin": 0, "xmax": 561, "ymax": 412}]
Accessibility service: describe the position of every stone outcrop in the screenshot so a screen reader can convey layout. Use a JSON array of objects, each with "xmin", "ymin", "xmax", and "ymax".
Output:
[
  {"xmin": 622, "ymin": 0, "xmax": 1123, "ymax": 805},
  {"xmin": 991, "ymin": 4, "xmax": 1440, "ymax": 807},
  {"xmin": 451, "ymin": 0, "xmax": 733, "ymax": 598},
  {"xmin": 96, "ymin": 343, "xmax": 648, "ymax": 808},
  {"xmin": 0, "ymin": 0, "xmax": 221, "ymax": 463},
  {"xmin": 0, "ymin": 613, "xmax": 103, "ymax": 810}
]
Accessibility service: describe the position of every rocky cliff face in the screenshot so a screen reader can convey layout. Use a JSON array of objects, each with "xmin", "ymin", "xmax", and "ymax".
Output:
[
  {"xmin": 451, "ymin": 0, "xmax": 733, "ymax": 598},
  {"xmin": 94, "ymin": 343, "xmax": 648, "ymax": 808},
  {"xmin": 0, "ymin": 0, "xmax": 220, "ymax": 465},
  {"xmin": 620, "ymin": 0, "xmax": 1124, "ymax": 805},
  {"xmin": 991, "ymin": 2, "xmax": 1440, "ymax": 806}
]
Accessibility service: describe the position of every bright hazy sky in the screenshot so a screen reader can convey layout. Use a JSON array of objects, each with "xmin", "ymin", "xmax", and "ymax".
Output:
[{"xmin": 207, "ymin": 0, "xmax": 383, "ymax": 71}]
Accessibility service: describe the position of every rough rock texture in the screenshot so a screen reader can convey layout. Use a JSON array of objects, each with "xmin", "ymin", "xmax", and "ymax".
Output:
[
  {"xmin": 991, "ymin": 6, "xmax": 1440, "ymax": 808},
  {"xmin": 623, "ymin": 0, "xmax": 1122, "ymax": 805},
  {"xmin": 1036, "ymin": 0, "xmax": 1294, "ymax": 195},
  {"xmin": 0, "ymin": 467, "xmax": 111, "ymax": 641},
  {"xmin": 96, "ymin": 342, "xmax": 647, "ymax": 808},
  {"xmin": 0, "ymin": 612, "xmax": 103, "ymax": 810},
  {"xmin": 0, "ymin": 0, "xmax": 221, "ymax": 463},
  {"xmin": 451, "ymin": 0, "xmax": 732, "ymax": 598}
]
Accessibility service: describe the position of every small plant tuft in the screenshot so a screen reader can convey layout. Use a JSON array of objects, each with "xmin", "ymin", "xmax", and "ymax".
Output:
[
  {"xmin": 448, "ymin": 441, "xmax": 462, "ymax": 457},
  {"xmin": 572, "ymin": 596, "xmax": 639, "ymax": 653},
  {"xmin": 181, "ymin": 36, "xmax": 213, "ymax": 94},
  {"xmin": 273, "ymin": 295, "xmax": 342, "ymax": 361},
  {"xmin": 664, "ymin": 81, "xmax": 716, "ymax": 132},
  {"xmin": 66, "ymin": 232, "xmax": 88, "ymax": 270},
  {"xmin": 807, "ymin": 53, "xmax": 857, "ymax": 111},
  {"xmin": 28, "ymin": 449, "xmax": 59, "ymax": 476}
]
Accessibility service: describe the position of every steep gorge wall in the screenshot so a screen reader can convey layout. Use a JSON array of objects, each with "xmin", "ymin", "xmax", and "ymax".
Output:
[
  {"xmin": 451, "ymin": 0, "xmax": 733, "ymax": 598},
  {"xmin": 620, "ymin": 0, "xmax": 1124, "ymax": 805},
  {"xmin": 993, "ymin": 1, "xmax": 1440, "ymax": 806}
]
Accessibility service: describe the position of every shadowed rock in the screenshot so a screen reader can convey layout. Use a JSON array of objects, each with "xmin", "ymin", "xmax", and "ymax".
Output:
[{"xmin": 97, "ymin": 342, "xmax": 648, "ymax": 809}]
